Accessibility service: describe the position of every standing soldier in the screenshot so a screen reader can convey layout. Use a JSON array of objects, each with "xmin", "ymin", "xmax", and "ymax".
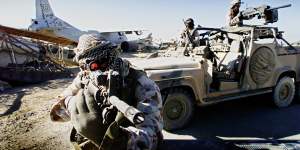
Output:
[
  {"xmin": 228, "ymin": 0, "xmax": 243, "ymax": 26},
  {"xmin": 50, "ymin": 34, "xmax": 163, "ymax": 150},
  {"xmin": 180, "ymin": 18, "xmax": 200, "ymax": 56}
]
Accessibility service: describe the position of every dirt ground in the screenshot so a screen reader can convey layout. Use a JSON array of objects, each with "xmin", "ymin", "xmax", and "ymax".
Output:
[
  {"xmin": 1, "ymin": 77, "xmax": 300, "ymax": 150},
  {"xmin": 0, "ymin": 79, "xmax": 73, "ymax": 150}
]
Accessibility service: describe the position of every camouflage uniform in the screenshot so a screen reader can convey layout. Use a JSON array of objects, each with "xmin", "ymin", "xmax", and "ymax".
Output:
[
  {"xmin": 227, "ymin": 0, "xmax": 242, "ymax": 26},
  {"xmin": 50, "ymin": 34, "xmax": 163, "ymax": 150},
  {"xmin": 180, "ymin": 18, "xmax": 200, "ymax": 47}
]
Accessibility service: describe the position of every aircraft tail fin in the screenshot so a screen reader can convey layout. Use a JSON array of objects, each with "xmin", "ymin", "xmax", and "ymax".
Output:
[
  {"xmin": 31, "ymin": 0, "xmax": 84, "ymax": 42},
  {"xmin": 36, "ymin": 0, "xmax": 55, "ymax": 19}
]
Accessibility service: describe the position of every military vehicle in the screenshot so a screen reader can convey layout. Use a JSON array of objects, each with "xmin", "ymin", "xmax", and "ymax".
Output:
[
  {"xmin": 132, "ymin": 26, "xmax": 300, "ymax": 131},
  {"xmin": 130, "ymin": 3, "xmax": 299, "ymax": 130}
]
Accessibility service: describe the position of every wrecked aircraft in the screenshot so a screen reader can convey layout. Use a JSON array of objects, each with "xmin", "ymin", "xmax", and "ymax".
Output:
[{"xmin": 0, "ymin": 25, "xmax": 75, "ymax": 84}]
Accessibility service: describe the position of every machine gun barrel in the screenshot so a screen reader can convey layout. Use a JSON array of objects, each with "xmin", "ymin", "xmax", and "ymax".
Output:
[
  {"xmin": 269, "ymin": 4, "xmax": 291, "ymax": 11},
  {"xmin": 240, "ymin": 4, "xmax": 291, "ymax": 24},
  {"xmin": 109, "ymin": 96, "xmax": 145, "ymax": 125}
]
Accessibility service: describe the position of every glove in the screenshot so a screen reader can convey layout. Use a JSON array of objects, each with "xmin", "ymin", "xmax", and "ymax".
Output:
[
  {"xmin": 105, "ymin": 112, "xmax": 127, "ymax": 140},
  {"xmin": 106, "ymin": 121, "xmax": 122, "ymax": 140},
  {"xmin": 69, "ymin": 89, "xmax": 107, "ymax": 147},
  {"xmin": 102, "ymin": 105, "xmax": 117, "ymax": 125},
  {"xmin": 99, "ymin": 113, "xmax": 128, "ymax": 150}
]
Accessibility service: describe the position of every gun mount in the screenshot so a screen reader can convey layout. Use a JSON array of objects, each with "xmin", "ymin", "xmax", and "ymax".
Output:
[{"xmin": 241, "ymin": 4, "xmax": 291, "ymax": 24}]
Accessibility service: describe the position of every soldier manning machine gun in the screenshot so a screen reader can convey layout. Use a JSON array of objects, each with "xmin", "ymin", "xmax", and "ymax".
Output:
[{"xmin": 240, "ymin": 4, "xmax": 291, "ymax": 24}]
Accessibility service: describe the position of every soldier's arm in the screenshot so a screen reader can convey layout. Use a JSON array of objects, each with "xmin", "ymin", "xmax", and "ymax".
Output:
[
  {"xmin": 50, "ymin": 72, "xmax": 83, "ymax": 122},
  {"xmin": 180, "ymin": 29, "xmax": 186, "ymax": 39},
  {"xmin": 61, "ymin": 72, "xmax": 83, "ymax": 98},
  {"xmin": 123, "ymin": 75, "xmax": 163, "ymax": 150},
  {"xmin": 193, "ymin": 30, "xmax": 201, "ymax": 43},
  {"xmin": 230, "ymin": 16, "xmax": 240, "ymax": 26},
  {"xmin": 229, "ymin": 12, "xmax": 242, "ymax": 26}
]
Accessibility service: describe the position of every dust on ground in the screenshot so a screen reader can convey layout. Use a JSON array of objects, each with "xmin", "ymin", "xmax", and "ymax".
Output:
[{"xmin": 0, "ymin": 79, "xmax": 73, "ymax": 150}]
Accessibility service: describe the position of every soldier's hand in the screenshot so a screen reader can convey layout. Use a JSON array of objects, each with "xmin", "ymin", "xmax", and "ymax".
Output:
[
  {"xmin": 102, "ymin": 112, "xmax": 128, "ymax": 140},
  {"xmin": 50, "ymin": 96, "xmax": 70, "ymax": 122},
  {"xmin": 106, "ymin": 121, "xmax": 123, "ymax": 140},
  {"xmin": 102, "ymin": 105, "xmax": 117, "ymax": 125},
  {"xmin": 69, "ymin": 89, "xmax": 107, "ymax": 147},
  {"xmin": 184, "ymin": 49, "xmax": 190, "ymax": 56},
  {"xmin": 100, "ymin": 120, "xmax": 128, "ymax": 149}
]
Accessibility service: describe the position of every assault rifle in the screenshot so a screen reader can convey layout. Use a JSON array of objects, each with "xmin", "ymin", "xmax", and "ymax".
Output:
[{"xmin": 85, "ymin": 69, "xmax": 145, "ymax": 125}]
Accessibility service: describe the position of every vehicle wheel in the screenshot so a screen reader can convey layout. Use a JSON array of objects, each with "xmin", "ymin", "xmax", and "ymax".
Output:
[
  {"xmin": 294, "ymin": 83, "xmax": 300, "ymax": 103},
  {"xmin": 162, "ymin": 88, "xmax": 195, "ymax": 131},
  {"xmin": 273, "ymin": 77, "xmax": 295, "ymax": 108}
]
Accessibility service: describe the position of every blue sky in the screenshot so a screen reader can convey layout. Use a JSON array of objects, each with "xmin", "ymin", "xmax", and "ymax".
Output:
[{"xmin": 0, "ymin": 0, "xmax": 299, "ymax": 42}]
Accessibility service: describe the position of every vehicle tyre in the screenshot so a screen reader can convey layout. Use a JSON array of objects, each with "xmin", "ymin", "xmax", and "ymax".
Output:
[
  {"xmin": 294, "ymin": 83, "xmax": 300, "ymax": 103},
  {"xmin": 162, "ymin": 88, "xmax": 195, "ymax": 131},
  {"xmin": 273, "ymin": 77, "xmax": 295, "ymax": 108}
]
